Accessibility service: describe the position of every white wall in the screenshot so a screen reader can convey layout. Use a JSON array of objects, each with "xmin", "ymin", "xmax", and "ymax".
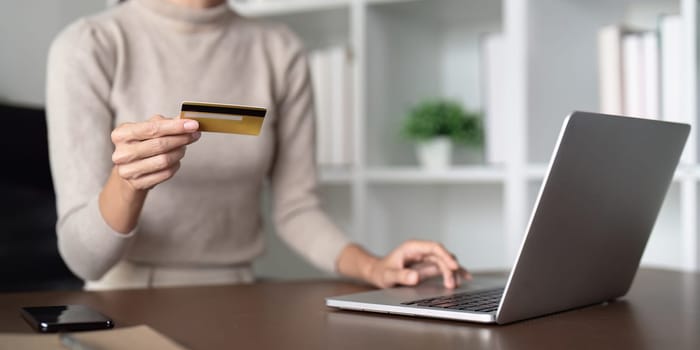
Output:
[{"xmin": 0, "ymin": 0, "xmax": 104, "ymax": 106}]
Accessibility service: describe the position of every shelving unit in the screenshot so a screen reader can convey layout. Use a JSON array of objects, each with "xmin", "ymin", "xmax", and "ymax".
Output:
[
  {"xmin": 365, "ymin": 167, "xmax": 506, "ymax": 184},
  {"xmin": 233, "ymin": 0, "xmax": 700, "ymax": 278},
  {"xmin": 233, "ymin": 0, "xmax": 350, "ymax": 17},
  {"xmin": 513, "ymin": 0, "xmax": 698, "ymax": 273}
]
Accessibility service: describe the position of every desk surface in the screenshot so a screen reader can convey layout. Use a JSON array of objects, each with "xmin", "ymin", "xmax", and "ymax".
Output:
[{"xmin": 0, "ymin": 269, "xmax": 698, "ymax": 349}]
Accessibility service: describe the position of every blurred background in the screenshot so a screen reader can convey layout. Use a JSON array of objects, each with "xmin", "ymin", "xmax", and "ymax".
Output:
[{"xmin": 1, "ymin": 0, "xmax": 698, "ymax": 292}]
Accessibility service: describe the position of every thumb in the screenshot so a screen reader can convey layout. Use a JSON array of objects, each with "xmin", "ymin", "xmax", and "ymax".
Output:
[{"xmin": 384, "ymin": 268, "xmax": 419, "ymax": 287}]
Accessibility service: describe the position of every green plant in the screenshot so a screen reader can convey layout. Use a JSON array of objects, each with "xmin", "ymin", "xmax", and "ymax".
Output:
[{"xmin": 401, "ymin": 99, "xmax": 483, "ymax": 146}]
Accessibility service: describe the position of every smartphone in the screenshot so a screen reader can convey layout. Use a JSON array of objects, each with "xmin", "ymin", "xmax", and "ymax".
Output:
[{"xmin": 20, "ymin": 305, "xmax": 114, "ymax": 333}]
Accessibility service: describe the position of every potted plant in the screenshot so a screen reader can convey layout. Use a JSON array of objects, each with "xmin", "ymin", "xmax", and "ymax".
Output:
[{"xmin": 401, "ymin": 99, "xmax": 483, "ymax": 170}]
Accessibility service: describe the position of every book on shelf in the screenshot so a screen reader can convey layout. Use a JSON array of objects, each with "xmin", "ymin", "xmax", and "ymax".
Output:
[
  {"xmin": 660, "ymin": 15, "xmax": 682, "ymax": 123},
  {"xmin": 659, "ymin": 15, "xmax": 688, "ymax": 162},
  {"xmin": 598, "ymin": 25, "xmax": 625, "ymax": 115},
  {"xmin": 480, "ymin": 32, "xmax": 507, "ymax": 165},
  {"xmin": 622, "ymin": 33, "xmax": 645, "ymax": 117},
  {"xmin": 598, "ymin": 25, "xmax": 660, "ymax": 119},
  {"xmin": 598, "ymin": 15, "xmax": 691, "ymax": 162},
  {"xmin": 308, "ymin": 45, "xmax": 354, "ymax": 168},
  {"xmin": 641, "ymin": 31, "xmax": 660, "ymax": 119},
  {"xmin": 229, "ymin": 0, "xmax": 286, "ymax": 3}
]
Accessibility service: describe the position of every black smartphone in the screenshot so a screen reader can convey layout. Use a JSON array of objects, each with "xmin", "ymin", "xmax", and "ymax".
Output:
[{"xmin": 20, "ymin": 304, "xmax": 114, "ymax": 333}]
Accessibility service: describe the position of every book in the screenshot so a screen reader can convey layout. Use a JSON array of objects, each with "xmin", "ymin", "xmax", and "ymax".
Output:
[
  {"xmin": 342, "ymin": 47, "xmax": 355, "ymax": 167},
  {"xmin": 598, "ymin": 25, "xmax": 625, "ymax": 115},
  {"xmin": 659, "ymin": 15, "xmax": 687, "ymax": 162},
  {"xmin": 660, "ymin": 15, "xmax": 682, "ymax": 122},
  {"xmin": 641, "ymin": 31, "xmax": 660, "ymax": 119},
  {"xmin": 599, "ymin": 25, "xmax": 660, "ymax": 120},
  {"xmin": 622, "ymin": 33, "xmax": 644, "ymax": 117},
  {"xmin": 308, "ymin": 49, "xmax": 331, "ymax": 166},
  {"xmin": 0, "ymin": 325, "xmax": 187, "ymax": 350},
  {"xmin": 329, "ymin": 45, "xmax": 347, "ymax": 166},
  {"xmin": 481, "ymin": 32, "xmax": 507, "ymax": 165},
  {"xmin": 308, "ymin": 45, "xmax": 354, "ymax": 168}
]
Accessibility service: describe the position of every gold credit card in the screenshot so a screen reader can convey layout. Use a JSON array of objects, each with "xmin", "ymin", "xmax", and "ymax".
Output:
[{"xmin": 179, "ymin": 101, "xmax": 267, "ymax": 135}]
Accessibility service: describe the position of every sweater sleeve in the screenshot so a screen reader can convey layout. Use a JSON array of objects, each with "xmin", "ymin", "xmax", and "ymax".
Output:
[
  {"xmin": 46, "ymin": 19, "xmax": 135, "ymax": 281},
  {"xmin": 269, "ymin": 30, "xmax": 351, "ymax": 274}
]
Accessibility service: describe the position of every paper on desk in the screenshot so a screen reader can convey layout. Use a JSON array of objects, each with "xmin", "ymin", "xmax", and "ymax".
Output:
[
  {"xmin": 0, "ymin": 332, "xmax": 60, "ymax": 350},
  {"xmin": 0, "ymin": 325, "xmax": 188, "ymax": 350}
]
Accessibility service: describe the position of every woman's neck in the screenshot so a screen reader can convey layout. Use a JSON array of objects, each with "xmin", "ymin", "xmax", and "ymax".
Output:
[{"xmin": 166, "ymin": 0, "xmax": 225, "ymax": 9}]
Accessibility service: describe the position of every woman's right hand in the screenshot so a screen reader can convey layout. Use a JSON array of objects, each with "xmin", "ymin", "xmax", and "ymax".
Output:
[{"xmin": 110, "ymin": 115, "xmax": 201, "ymax": 191}]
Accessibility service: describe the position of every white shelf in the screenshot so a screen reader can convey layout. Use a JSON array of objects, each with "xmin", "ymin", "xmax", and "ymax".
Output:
[
  {"xmin": 525, "ymin": 165, "xmax": 548, "ymax": 181},
  {"xmin": 365, "ymin": 166, "xmax": 506, "ymax": 184},
  {"xmin": 318, "ymin": 167, "xmax": 353, "ymax": 185},
  {"xmin": 525, "ymin": 164, "xmax": 700, "ymax": 182},
  {"xmin": 676, "ymin": 164, "xmax": 698, "ymax": 181},
  {"xmin": 365, "ymin": 0, "xmax": 420, "ymax": 5},
  {"xmin": 230, "ymin": 0, "xmax": 349, "ymax": 17}
]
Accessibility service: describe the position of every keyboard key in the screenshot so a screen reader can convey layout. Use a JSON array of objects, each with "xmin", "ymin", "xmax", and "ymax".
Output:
[{"xmin": 402, "ymin": 288, "xmax": 505, "ymax": 312}]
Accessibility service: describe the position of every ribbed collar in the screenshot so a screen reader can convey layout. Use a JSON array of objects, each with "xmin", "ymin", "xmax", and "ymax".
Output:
[{"xmin": 133, "ymin": 0, "xmax": 236, "ymax": 29}]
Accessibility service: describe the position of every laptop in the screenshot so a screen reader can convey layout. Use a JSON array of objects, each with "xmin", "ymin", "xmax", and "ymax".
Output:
[{"xmin": 326, "ymin": 111, "xmax": 689, "ymax": 324}]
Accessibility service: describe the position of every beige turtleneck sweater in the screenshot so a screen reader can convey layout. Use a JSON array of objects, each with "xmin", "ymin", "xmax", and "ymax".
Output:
[{"xmin": 46, "ymin": 0, "xmax": 350, "ymax": 282}]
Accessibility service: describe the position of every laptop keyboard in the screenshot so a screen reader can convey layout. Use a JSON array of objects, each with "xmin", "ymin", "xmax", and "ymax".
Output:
[{"xmin": 401, "ymin": 287, "xmax": 504, "ymax": 313}]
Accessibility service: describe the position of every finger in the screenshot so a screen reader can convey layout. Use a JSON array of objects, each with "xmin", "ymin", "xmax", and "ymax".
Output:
[
  {"xmin": 444, "ymin": 253, "xmax": 471, "ymax": 280},
  {"xmin": 412, "ymin": 263, "xmax": 441, "ymax": 280},
  {"xmin": 427, "ymin": 243, "xmax": 460, "ymax": 270},
  {"xmin": 402, "ymin": 240, "xmax": 459, "ymax": 271},
  {"xmin": 423, "ymin": 255, "xmax": 456, "ymax": 289},
  {"xmin": 113, "ymin": 132, "xmax": 200, "ymax": 164},
  {"xmin": 406, "ymin": 261, "xmax": 442, "ymax": 279},
  {"xmin": 451, "ymin": 268, "xmax": 472, "ymax": 285},
  {"xmin": 117, "ymin": 147, "xmax": 186, "ymax": 179},
  {"xmin": 127, "ymin": 162, "xmax": 182, "ymax": 190},
  {"xmin": 111, "ymin": 116, "xmax": 199, "ymax": 143},
  {"xmin": 381, "ymin": 268, "xmax": 418, "ymax": 288},
  {"xmin": 460, "ymin": 267, "xmax": 472, "ymax": 280}
]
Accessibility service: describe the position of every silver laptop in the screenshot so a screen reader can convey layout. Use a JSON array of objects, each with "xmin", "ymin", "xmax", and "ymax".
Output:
[{"xmin": 326, "ymin": 111, "xmax": 689, "ymax": 324}]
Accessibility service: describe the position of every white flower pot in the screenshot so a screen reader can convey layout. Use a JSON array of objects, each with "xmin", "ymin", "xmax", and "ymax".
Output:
[{"xmin": 416, "ymin": 137, "xmax": 452, "ymax": 171}]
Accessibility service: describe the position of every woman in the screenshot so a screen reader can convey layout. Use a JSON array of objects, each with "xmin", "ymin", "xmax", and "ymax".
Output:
[{"xmin": 46, "ymin": 0, "xmax": 469, "ymax": 290}]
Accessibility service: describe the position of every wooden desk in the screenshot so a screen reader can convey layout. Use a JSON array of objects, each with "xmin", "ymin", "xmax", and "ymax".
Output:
[{"xmin": 0, "ymin": 269, "xmax": 698, "ymax": 349}]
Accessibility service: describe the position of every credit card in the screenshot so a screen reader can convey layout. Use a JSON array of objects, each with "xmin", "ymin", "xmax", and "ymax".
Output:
[{"xmin": 179, "ymin": 101, "xmax": 267, "ymax": 135}]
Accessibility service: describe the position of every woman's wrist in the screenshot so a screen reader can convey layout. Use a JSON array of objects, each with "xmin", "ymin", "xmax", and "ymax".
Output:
[
  {"xmin": 115, "ymin": 167, "xmax": 147, "ymax": 203},
  {"xmin": 98, "ymin": 167, "xmax": 148, "ymax": 234},
  {"xmin": 337, "ymin": 243, "xmax": 381, "ymax": 284}
]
